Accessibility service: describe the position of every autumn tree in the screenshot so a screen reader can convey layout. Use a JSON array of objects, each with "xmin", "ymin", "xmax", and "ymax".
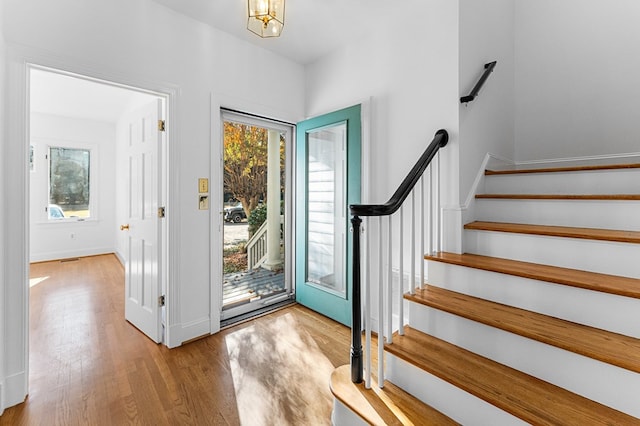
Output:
[{"xmin": 223, "ymin": 122, "xmax": 269, "ymax": 218}]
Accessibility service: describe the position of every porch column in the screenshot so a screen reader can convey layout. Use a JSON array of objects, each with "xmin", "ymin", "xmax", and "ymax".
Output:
[{"xmin": 263, "ymin": 129, "xmax": 283, "ymax": 271}]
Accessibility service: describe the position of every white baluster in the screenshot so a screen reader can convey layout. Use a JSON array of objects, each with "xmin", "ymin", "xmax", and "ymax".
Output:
[
  {"xmin": 387, "ymin": 215, "xmax": 393, "ymax": 343},
  {"xmin": 364, "ymin": 218, "xmax": 371, "ymax": 389},
  {"xmin": 410, "ymin": 191, "xmax": 415, "ymax": 294},
  {"xmin": 420, "ymin": 177, "xmax": 425, "ymax": 291},
  {"xmin": 378, "ymin": 217, "xmax": 384, "ymax": 388},
  {"xmin": 434, "ymin": 151, "xmax": 443, "ymax": 254},
  {"xmin": 398, "ymin": 206, "xmax": 404, "ymax": 336}
]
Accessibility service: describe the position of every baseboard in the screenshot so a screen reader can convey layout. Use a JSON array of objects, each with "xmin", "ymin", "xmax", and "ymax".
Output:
[
  {"xmin": 515, "ymin": 151, "xmax": 640, "ymax": 168},
  {"xmin": 114, "ymin": 250, "xmax": 125, "ymax": 267},
  {"xmin": 30, "ymin": 247, "xmax": 115, "ymax": 263},
  {"xmin": 167, "ymin": 317, "xmax": 211, "ymax": 348},
  {"xmin": 2, "ymin": 370, "xmax": 27, "ymax": 412}
]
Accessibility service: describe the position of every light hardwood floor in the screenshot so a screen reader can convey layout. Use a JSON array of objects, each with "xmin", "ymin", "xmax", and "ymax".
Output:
[{"xmin": 1, "ymin": 254, "xmax": 352, "ymax": 425}]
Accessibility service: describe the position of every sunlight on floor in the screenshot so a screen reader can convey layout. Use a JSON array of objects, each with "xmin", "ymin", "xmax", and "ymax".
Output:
[
  {"xmin": 225, "ymin": 313, "xmax": 334, "ymax": 426},
  {"xmin": 29, "ymin": 276, "xmax": 49, "ymax": 288}
]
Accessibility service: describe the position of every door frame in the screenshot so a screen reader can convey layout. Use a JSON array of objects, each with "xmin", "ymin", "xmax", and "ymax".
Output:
[
  {"xmin": 4, "ymin": 46, "xmax": 178, "ymax": 406},
  {"xmin": 209, "ymin": 95, "xmax": 302, "ymax": 334},
  {"xmin": 218, "ymin": 109, "xmax": 295, "ymax": 323}
]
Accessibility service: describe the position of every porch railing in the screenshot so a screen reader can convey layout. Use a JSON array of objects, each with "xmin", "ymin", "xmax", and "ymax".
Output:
[
  {"xmin": 246, "ymin": 215, "xmax": 284, "ymax": 269},
  {"xmin": 246, "ymin": 220, "xmax": 268, "ymax": 269},
  {"xmin": 349, "ymin": 129, "xmax": 449, "ymax": 386}
]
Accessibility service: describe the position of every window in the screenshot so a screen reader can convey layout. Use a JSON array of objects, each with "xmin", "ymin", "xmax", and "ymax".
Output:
[{"xmin": 48, "ymin": 146, "xmax": 92, "ymax": 219}]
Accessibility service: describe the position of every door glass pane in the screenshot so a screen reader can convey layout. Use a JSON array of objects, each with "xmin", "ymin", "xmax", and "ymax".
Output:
[{"xmin": 306, "ymin": 122, "xmax": 346, "ymax": 297}]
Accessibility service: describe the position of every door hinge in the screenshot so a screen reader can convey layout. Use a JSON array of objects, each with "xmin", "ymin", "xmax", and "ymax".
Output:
[
  {"xmin": 158, "ymin": 207, "xmax": 165, "ymax": 218},
  {"xmin": 159, "ymin": 295, "xmax": 165, "ymax": 307},
  {"xmin": 158, "ymin": 119, "xmax": 166, "ymax": 132}
]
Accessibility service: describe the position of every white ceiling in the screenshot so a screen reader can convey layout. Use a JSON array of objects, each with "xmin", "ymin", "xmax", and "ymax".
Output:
[
  {"xmin": 30, "ymin": 68, "xmax": 159, "ymax": 123},
  {"xmin": 152, "ymin": 0, "xmax": 392, "ymax": 65},
  {"xmin": 30, "ymin": 1, "xmax": 388, "ymax": 121}
]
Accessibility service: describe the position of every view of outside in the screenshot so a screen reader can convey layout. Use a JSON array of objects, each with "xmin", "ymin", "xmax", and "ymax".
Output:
[
  {"xmin": 48, "ymin": 146, "xmax": 91, "ymax": 218},
  {"xmin": 223, "ymin": 121, "xmax": 284, "ymax": 274}
]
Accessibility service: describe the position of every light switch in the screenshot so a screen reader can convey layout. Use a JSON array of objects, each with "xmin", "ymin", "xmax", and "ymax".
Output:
[
  {"xmin": 198, "ymin": 178, "xmax": 209, "ymax": 193},
  {"xmin": 199, "ymin": 195, "xmax": 209, "ymax": 210}
]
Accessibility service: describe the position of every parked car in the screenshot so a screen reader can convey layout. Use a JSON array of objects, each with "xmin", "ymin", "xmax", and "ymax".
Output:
[
  {"xmin": 224, "ymin": 204, "xmax": 246, "ymax": 223},
  {"xmin": 48, "ymin": 204, "xmax": 65, "ymax": 219}
]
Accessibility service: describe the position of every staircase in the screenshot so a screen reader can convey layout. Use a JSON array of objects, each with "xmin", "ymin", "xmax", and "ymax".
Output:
[{"xmin": 331, "ymin": 163, "xmax": 640, "ymax": 425}]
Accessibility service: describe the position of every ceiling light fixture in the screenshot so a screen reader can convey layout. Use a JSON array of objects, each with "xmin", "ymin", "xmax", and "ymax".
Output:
[{"xmin": 247, "ymin": 0, "xmax": 285, "ymax": 38}]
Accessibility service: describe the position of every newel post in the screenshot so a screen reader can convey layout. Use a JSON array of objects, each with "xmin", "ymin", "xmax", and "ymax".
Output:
[{"xmin": 350, "ymin": 215, "xmax": 363, "ymax": 383}]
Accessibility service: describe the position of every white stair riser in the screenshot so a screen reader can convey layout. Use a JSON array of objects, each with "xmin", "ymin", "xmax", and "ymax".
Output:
[
  {"xmin": 426, "ymin": 261, "xmax": 640, "ymax": 338},
  {"xmin": 464, "ymin": 230, "xmax": 640, "ymax": 278},
  {"xmin": 484, "ymin": 170, "xmax": 640, "ymax": 194},
  {"xmin": 408, "ymin": 303, "xmax": 640, "ymax": 418},
  {"xmin": 476, "ymin": 199, "xmax": 640, "ymax": 231},
  {"xmin": 386, "ymin": 354, "xmax": 527, "ymax": 426}
]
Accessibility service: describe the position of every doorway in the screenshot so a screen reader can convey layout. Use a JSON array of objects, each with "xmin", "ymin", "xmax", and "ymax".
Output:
[
  {"xmin": 28, "ymin": 66, "xmax": 168, "ymax": 343},
  {"xmin": 220, "ymin": 110, "xmax": 294, "ymax": 324}
]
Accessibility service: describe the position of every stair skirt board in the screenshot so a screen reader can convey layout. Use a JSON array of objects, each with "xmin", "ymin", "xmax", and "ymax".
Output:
[
  {"xmin": 464, "ymin": 230, "xmax": 640, "ymax": 278},
  {"xmin": 385, "ymin": 354, "xmax": 528, "ymax": 426},
  {"xmin": 475, "ymin": 199, "xmax": 640, "ymax": 231},
  {"xmin": 426, "ymin": 262, "xmax": 640, "ymax": 338},
  {"xmin": 483, "ymin": 168, "xmax": 640, "ymax": 194},
  {"xmin": 331, "ymin": 400, "xmax": 368, "ymax": 426},
  {"xmin": 407, "ymin": 302, "xmax": 640, "ymax": 417}
]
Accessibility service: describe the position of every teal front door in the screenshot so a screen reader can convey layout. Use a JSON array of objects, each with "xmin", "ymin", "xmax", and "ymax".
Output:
[{"xmin": 295, "ymin": 105, "xmax": 361, "ymax": 326}]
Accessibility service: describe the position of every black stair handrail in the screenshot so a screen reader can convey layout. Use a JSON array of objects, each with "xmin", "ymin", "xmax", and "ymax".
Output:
[
  {"xmin": 350, "ymin": 129, "xmax": 449, "ymax": 217},
  {"xmin": 460, "ymin": 61, "xmax": 497, "ymax": 104},
  {"xmin": 348, "ymin": 129, "xmax": 449, "ymax": 383}
]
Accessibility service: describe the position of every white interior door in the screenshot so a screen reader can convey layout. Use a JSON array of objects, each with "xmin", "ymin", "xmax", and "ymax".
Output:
[{"xmin": 122, "ymin": 99, "xmax": 163, "ymax": 343}]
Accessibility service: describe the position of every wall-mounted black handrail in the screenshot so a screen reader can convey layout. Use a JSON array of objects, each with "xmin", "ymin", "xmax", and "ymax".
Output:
[
  {"xmin": 348, "ymin": 129, "xmax": 449, "ymax": 383},
  {"xmin": 460, "ymin": 61, "xmax": 497, "ymax": 104}
]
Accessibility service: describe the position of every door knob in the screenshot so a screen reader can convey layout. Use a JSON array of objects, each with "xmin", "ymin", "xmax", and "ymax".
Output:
[{"xmin": 120, "ymin": 224, "xmax": 130, "ymax": 231}]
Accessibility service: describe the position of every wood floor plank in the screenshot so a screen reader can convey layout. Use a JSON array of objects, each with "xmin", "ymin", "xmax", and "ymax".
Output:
[
  {"xmin": 330, "ymin": 365, "xmax": 459, "ymax": 426},
  {"xmin": 406, "ymin": 285, "xmax": 640, "ymax": 373},
  {"xmin": 476, "ymin": 193, "xmax": 640, "ymax": 200},
  {"xmin": 425, "ymin": 252, "xmax": 640, "ymax": 299},
  {"xmin": 1, "ymin": 254, "xmax": 352, "ymax": 426},
  {"xmin": 386, "ymin": 327, "xmax": 640, "ymax": 426},
  {"xmin": 465, "ymin": 221, "xmax": 640, "ymax": 244},
  {"xmin": 485, "ymin": 163, "xmax": 640, "ymax": 175}
]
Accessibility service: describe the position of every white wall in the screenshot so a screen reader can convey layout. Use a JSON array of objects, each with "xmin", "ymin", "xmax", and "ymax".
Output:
[
  {"xmin": 29, "ymin": 113, "xmax": 117, "ymax": 262},
  {"xmin": 305, "ymin": 0, "xmax": 460, "ymax": 324},
  {"xmin": 459, "ymin": 0, "xmax": 515, "ymax": 205},
  {"xmin": 514, "ymin": 0, "xmax": 640, "ymax": 161},
  {"xmin": 305, "ymin": 0, "xmax": 460, "ymax": 208},
  {"xmin": 2, "ymin": 0, "xmax": 305, "ymax": 410}
]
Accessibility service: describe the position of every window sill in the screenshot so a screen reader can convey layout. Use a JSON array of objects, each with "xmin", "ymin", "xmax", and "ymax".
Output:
[{"xmin": 37, "ymin": 218, "xmax": 99, "ymax": 225}]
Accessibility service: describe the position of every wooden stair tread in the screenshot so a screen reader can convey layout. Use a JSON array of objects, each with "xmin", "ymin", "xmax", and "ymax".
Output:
[
  {"xmin": 386, "ymin": 327, "xmax": 640, "ymax": 426},
  {"xmin": 476, "ymin": 193, "xmax": 640, "ymax": 200},
  {"xmin": 405, "ymin": 285, "xmax": 640, "ymax": 373},
  {"xmin": 330, "ymin": 364, "xmax": 459, "ymax": 426},
  {"xmin": 485, "ymin": 163, "xmax": 640, "ymax": 175},
  {"xmin": 465, "ymin": 221, "xmax": 640, "ymax": 244},
  {"xmin": 425, "ymin": 252, "xmax": 640, "ymax": 299}
]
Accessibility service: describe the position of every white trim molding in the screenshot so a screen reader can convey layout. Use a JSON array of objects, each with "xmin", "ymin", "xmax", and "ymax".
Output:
[{"xmin": 2, "ymin": 43, "xmax": 180, "ymax": 409}]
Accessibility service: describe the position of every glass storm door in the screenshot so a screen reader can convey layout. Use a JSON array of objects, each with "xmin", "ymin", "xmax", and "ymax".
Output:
[
  {"xmin": 295, "ymin": 105, "xmax": 361, "ymax": 326},
  {"xmin": 220, "ymin": 111, "xmax": 294, "ymax": 323}
]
